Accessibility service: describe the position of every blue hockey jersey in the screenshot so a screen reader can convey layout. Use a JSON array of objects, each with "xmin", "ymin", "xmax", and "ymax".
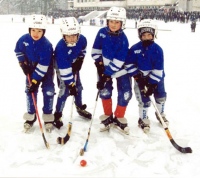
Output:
[
  {"xmin": 125, "ymin": 41, "xmax": 165, "ymax": 84},
  {"xmin": 91, "ymin": 27, "xmax": 129, "ymax": 77},
  {"xmin": 14, "ymin": 34, "xmax": 53, "ymax": 82},
  {"xmin": 54, "ymin": 34, "xmax": 87, "ymax": 85}
]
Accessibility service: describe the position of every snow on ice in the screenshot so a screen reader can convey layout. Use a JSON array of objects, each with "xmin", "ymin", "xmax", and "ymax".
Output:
[{"xmin": 0, "ymin": 15, "xmax": 199, "ymax": 177}]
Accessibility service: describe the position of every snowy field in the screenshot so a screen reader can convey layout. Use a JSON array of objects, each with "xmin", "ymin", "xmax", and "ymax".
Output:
[{"xmin": 0, "ymin": 15, "xmax": 200, "ymax": 177}]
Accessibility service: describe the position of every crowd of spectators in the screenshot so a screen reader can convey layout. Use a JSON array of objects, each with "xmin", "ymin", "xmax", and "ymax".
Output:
[
  {"xmin": 48, "ymin": 7, "xmax": 200, "ymax": 23},
  {"xmin": 49, "ymin": 8, "xmax": 91, "ymax": 19},
  {"xmin": 126, "ymin": 8, "xmax": 200, "ymax": 23}
]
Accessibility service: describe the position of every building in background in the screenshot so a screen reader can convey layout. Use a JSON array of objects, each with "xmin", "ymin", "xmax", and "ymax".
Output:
[
  {"xmin": 73, "ymin": 0, "xmax": 200, "ymax": 12},
  {"xmin": 0, "ymin": 0, "xmax": 200, "ymax": 15}
]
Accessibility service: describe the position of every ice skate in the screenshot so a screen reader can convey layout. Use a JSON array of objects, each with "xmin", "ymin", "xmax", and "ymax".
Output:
[
  {"xmin": 42, "ymin": 114, "xmax": 54, "ymax": 133},
  {"xmin": 155, "ymin": 112, "xmax": 169, "ymax": 126},
  {"xmin": 112, "ymin": 117, "xmax": 129, "ymax": 135},
  {"xmin": 138, "ymin": 118, "xmax": 150, "ymax": 133},
  {"xmin": 99, "ymin": 114, "xmax": 113, "ymax": 132},
  {"xmin": 53, "ymin": 112, "xmax": 63, "ymax": 129},
  {"xmin": 76, "ymin": 104, "xmax": 92, "ymax": 120},
  {"xmin": 44, "ymin": 122, "xmax": 53, "ymax": 133},
  {"xmin": 24, "ymin": 119, "xmax": 36, "ymax": 133},
  {"xmin": 23, "ymin": 113, "xmax": 36, "ymax": 133}
]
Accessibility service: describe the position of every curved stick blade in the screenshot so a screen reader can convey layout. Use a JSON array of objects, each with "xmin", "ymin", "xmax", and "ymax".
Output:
[
  {"xmin": 57, "ymin": 134, "xmax": 70, "ymax": 145},
  {"xmin": 170, "ymin": 139, "xmax": 192, "ymax": 153},
  {"xmin": 57, "ymin": 123, "xmax": 72, "ymax": 145},
  {"xmin": 80, "ymin": 148, "xmax": 84, "ymax": 156}
]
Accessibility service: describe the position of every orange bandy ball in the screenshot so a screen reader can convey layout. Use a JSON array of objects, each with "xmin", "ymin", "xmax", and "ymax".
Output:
[{"xmin": 80, "ymin": 160, "xmax": 87, "ymax": 167}]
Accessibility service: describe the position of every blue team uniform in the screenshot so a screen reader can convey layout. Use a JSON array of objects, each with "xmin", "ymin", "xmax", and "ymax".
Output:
[
  {"xmin": 91, "ymin": 27, "xmax": 132, "ymax": 107},
  {"xmin": 54, "ymin": 34, "xmax": 87, "ymax": 112},
  {"xmin": 126, "ymin": 41, "xmax": 166, "ymax": 108},
  {"xmin": 14, "ymin": 33, "xmax": 55, "ymax": 114}
]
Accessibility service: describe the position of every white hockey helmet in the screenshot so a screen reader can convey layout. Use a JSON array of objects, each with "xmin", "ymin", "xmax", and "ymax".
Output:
[
  {"xmin": 28, "ymin": 14, "xmax": 47, "ymax": 29},
  {"xmin": 60, "ymin": 17, "xmax": 81, "ymax": 36},
  {"xmin": 106, "ymin": 7, "xmax": 126, "ymax": 29},
  {"xmin": 137, "ymin": 19, "xmax": 158, "ymax": 40}
]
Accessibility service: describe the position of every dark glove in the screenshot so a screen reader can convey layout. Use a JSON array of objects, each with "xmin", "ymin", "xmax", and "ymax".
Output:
[
  {"xmin": 97, "ymin": 74, "xmax": 111, "ymax": 90},
  {"xmin": 72, "ymin": 57, "xmax": 84, "ymax": 74},
  {"xmin": 95, "ymin": 61, "xmax": 104, "ymax": 77},
  {"xmin": 19, "ymin": 62, "xmax": 31, "ymax": 75},
  {"xmin": 133, "ymin": 72, "xmax": 148, "ymax": 90},
  {"xmin": 144, "ymin": 83, "xmax": 157, "ymax": 97},
  {"xmin": 27, "ymin": 79, "xmax": 39, "ymax": 93},
  {"xmin": 68, "ymin": 83, "xmax": 77, "ymax": 96}
]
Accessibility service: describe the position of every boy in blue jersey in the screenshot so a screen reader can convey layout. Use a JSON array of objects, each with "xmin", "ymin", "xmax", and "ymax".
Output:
[
  {"xmin": 14, "ymin": 14, "xmax": 55, "ymax": 132},
  {"xmin": 125, "ymin": 19, "xmax": 169, "ymax": 133},
  {"xmin": 91, "ymin": 7, "xmax": 132, "ymax": 134},
  {"xmin": 53, "ymin": 17, "xmax": 92, "ymax": 129}
]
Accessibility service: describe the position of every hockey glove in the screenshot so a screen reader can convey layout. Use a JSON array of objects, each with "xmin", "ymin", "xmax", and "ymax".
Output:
[
  {"xmin": 72, "ymin": 57, "xmax": 84, "ymax": 74},
  {"xmin": 68, "ymin": 83, "xmax": 77, "ymax": 96},
  {"xmin": 28, "ymin": 79, "xmax": 39, "ymax": 93},
  {"xmin": 19, "ymin": 62, "xmax": 31, "ymax": 76},
  {"xmin": 133, "ymin": 72, "xmax": 148, "ymax": 90},
  {"xmin": 97, "ymin": 74, "xmax": 111, "ymax": 90},
  {"xmin": 95, "ymin": 61, "xmax": 104, "ymax": 77},
  {"xmin": 144, "ymin": 83, "xmax": 157, "ymax": 97}
]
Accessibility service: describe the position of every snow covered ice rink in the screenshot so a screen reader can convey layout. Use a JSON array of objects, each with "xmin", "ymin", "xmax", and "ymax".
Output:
[{"xmin": 0, "ymin": 15, "xmax": 200, "ymax": 177}]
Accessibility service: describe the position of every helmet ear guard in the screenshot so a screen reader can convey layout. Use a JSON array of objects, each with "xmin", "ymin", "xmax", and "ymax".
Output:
[{"xmin": 137, "ymin": 19, "xmax": 158, "ymax": 40}]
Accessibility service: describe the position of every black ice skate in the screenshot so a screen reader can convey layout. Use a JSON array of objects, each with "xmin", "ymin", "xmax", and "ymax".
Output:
[
  {"xmin": 76, "ymin": 104, "xmax": 92, "ymax": 119},
  {"xmin": 53, "ymin": 112, "xmax": 63, "ymax": 129},
  {"xmin": 112, "ymin": 117, "xmax": 129, "ymax": 135},
  {"xmin": 138, "ymin": 118, "xmax": 150, "ymax": 133},
  {"xmin": 99, "ymin": 114, "xmax": 113, "ymax": 132},
  {"xmin": 155, "ymin": 112, "xmax": 169, "ymax": 126}
]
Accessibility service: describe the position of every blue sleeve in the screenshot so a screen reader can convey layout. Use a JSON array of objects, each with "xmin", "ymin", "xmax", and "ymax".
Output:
[
  {"xmin": 78, "ymin": 35, "xmax": 87, "ymax": 58},
  {"xmin": 148, "ymin": 45, "xmax": 164, "ymax": 84},
  {"xmin": 91, "ymin": 29, "xmax": 103, "ymax": 62},
  {"xmin": 125, "ymin": 45, "xmax": 139, "ymax": 77},
  {"xmin": 55, "ymin": 40, "xmax": 74, "ymax": 85},
  {"xmin": 14, "ymin": 35, "xmax": 27, "ymax": 62}
]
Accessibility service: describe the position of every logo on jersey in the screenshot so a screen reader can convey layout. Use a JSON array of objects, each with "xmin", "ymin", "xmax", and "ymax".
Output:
[
  {"xmin": 100, "ymin": 33, "xmax": 106, "ymax": 38},
  {"xmin": 23, "ymin": 42, "xmax": 29, "ymax": 46},
  {"xmin": 134, "ymin": 50, "xmax": 141, "ymax": 54},
  {"xmin": 68, "ymin": 49, "xmax": 72, "ymax": 55}
]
